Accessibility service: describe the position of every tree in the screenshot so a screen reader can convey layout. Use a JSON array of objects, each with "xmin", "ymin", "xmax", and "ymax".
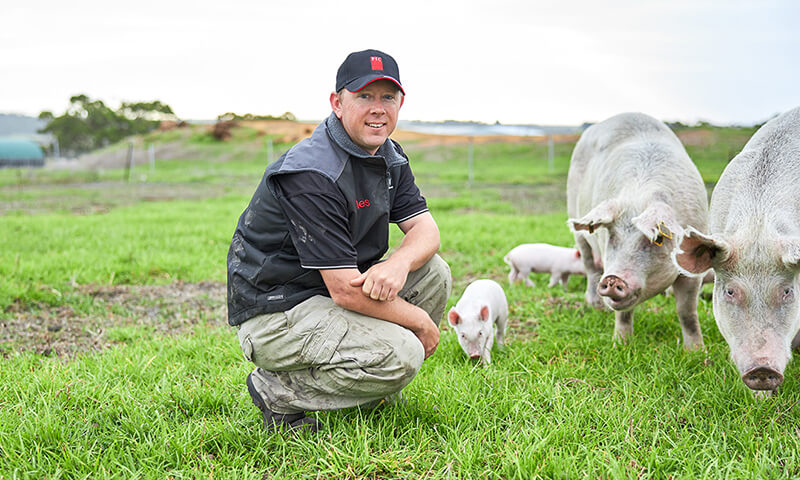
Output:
[{"xmin": 38, "ymin": 94, "xmax": 178, "ymax": 156}]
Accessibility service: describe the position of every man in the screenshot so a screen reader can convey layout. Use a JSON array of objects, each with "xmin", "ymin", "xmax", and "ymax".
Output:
[{"xmin": 226, "ymin": 49, "xmax": 451, "ymax": 433}]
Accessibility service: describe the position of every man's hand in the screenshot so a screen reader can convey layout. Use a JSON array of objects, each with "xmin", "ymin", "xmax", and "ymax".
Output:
[
  {"xmin": 323, "ymin": 267, "xmax": 440, "ymax": 359},
  {"xmin": 349, "ymin": 212, "xmax": 440, "ymax": 302},
  {"xmin": 414, "ymin": 317, "xmax": 440, "ymax": 359},
  {"xmin": 349, "ymin": 258, "xmax": 410, "ymax": 302}
]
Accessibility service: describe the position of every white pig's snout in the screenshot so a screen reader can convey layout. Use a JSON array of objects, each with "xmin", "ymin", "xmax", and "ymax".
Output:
[
  {"xmin": 741, "ymin": 364, "xmax": 784, "ymax": 391},
  {"xmin": 597, "ymin": 274, "xmax": 640, "ymax": 309},
  {"xmin": 732, "ymin": 336, "xmax": 790, "ymax": 391},
  {"xmin": 598, "ymin": 275, "xmax": 630, "ymax": 301}
]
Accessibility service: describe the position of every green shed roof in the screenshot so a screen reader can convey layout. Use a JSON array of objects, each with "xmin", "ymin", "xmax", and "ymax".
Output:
[{"xmin": 0, "ymin": 138, "xmax": 44, "ymax": 160}]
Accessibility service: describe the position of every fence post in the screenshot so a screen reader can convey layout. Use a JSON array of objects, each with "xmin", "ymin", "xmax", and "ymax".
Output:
[
  {"xmin": 125, "ymin": 142, "xmax": 134, "ymax": 183},
  {"xmin": 149, "ymin": 144, "xmax": 155, "ymax": 172},
  {"xmin": 547, "ymin": 135, "xmax": 554, "ymax": 172},
  {"xmin": 267, "ymin": 138, "xmax": 274, "ymax": 164}
]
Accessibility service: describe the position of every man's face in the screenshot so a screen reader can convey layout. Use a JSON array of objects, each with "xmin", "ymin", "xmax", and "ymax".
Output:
[{"xmin": 330, "ymin": 80, "xmax": 404, "ymax": 155}]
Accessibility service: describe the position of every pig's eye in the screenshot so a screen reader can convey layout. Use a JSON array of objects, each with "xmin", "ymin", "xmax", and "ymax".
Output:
[
  {"xmin": 723, "ymin": 287, "xmax": 736, "ymax": 300},
  {"xmin": 782, "ymin": 287, "xmax": 794, "ymax": 302},
  {"xmin": 478, "ymin": 331, "xmax": 483, "ymax": 336}
]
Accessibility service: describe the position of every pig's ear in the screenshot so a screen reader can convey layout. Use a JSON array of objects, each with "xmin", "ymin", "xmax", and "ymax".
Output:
[
  {"xmin": 574, "ymin": 250, "xmax": 581, "ymax": 258},
  {"xmin": 779, "ymin": 237, "xmax": 800, "ymax": 271},
  {"xmin": 632, "ymin": 201, "xmax": 684, "ymax": 245},
  {"xmin": 479, "ymin": 305, "xmax": 490, "ymax": 321},
  {"xmin": 568, "ymin": 200, "xmax": 621, "ymax": 234},
  {"xmin": 673, "ymin": 226, "xmax": 730, "ymax": 275},
  {"xmin": 448, "ymin": 308, "xmax": 461, "ymax": 326}
]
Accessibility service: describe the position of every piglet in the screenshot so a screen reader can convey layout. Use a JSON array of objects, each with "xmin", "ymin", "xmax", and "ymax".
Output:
[
  {"xmin": 504, "ymin": 243, "xmax": 585, "ymax": 289},
  {"xmin": 448, "ymin": 279, "xmax": 508, "ymax": 364}
]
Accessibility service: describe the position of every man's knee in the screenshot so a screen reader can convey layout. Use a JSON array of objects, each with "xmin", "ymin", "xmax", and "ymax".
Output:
[
  {"xmin": 425, "ymin": 254, "xmax": 451, "ymax": 289},
  {"xmin": 373, "ymin": 328, "xmax": 424, "ymax": 391},
  {"xmin": 404, "ymin": 254, "xmax": 451, "ymax": 326}
]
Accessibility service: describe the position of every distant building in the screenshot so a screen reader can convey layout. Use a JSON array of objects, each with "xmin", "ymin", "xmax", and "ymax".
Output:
[{"xmin": 0, "ymin": 138, "xmax": 45, "ymax": 168}]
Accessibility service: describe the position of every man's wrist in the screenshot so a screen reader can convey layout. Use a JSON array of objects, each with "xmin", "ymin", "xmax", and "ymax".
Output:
[
  {"xmin": 409, "ymin": 306, "xmax": 434, "ymax": 333},
  {"xmin": 387, "ymin": 251, "xmax": 413, "ymax": 273}
]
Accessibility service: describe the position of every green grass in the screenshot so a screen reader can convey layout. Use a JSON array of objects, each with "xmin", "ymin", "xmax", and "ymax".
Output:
[
  {"xmin": 402, "ymin": 139, "xmax": 574, "ymax": 187},
  {"xmin": 0, "ymin": 196, "xmax": 242, "ymax": 311},
  {"xmin": 2, "ymin": 123, "xmax": 797, "ymax": 479},
  {"xmin": 676, "ymin": 125, "xmax": 757, "ymax": 183}
]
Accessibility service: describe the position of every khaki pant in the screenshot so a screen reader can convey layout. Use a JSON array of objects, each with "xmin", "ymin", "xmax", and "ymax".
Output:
[{"xmin": 238, "ymin": 254, "xmax": 451, "ymax": 414}]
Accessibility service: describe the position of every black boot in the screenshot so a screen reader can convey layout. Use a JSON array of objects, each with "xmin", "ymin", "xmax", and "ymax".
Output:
[{"xmin": 246, "ymin": 370, "xmax": 321, "ymax": 433}]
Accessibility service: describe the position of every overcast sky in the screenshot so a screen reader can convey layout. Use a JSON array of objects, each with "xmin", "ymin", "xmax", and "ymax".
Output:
[{"xmin": 3, "ymin": 0, "xmax": 798, "ymax": 126}]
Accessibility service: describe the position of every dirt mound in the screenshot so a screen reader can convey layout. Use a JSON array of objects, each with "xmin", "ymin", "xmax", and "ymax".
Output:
[
  {"xmin": 240, "ymin": 119, "xmax": 578, "ymax": 147},
  {"xmin": 676, "ymin": 129, "xmax": 715, "ymax": 147},
  {"xmin": 1, "ymin": 281, "xmax": 226, "ymax": 358}
]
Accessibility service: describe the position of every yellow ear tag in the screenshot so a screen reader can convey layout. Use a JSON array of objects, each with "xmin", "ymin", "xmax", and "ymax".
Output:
[{"xmin": 653, "ymin": 221, "xmax": 673, "ymax": 246}]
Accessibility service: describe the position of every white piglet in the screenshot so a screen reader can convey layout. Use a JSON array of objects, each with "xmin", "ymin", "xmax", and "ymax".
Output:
[
  {"xmin": 448, "ymin": 279, "xmax": 508, "ymax": 364},
  {"xmin": 504, "ymin": 243, "xmax": 585, "ymax": 289}
]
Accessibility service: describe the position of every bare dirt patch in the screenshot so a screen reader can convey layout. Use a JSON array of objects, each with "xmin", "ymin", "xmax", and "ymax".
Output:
[
  {"xmin": 675, "ymin": 129, "xmax": 715, "ymax": 147},
  {"xmin": 242, "ymin": 120, "xmax": 580, "ymax": 147},
  {"xmin": 1, "ymin": 281, "xmax": 226, "ymax": 358}
]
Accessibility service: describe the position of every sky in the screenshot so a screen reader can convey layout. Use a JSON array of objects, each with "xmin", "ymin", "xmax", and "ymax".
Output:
[{"xmin": 3, "ymin": 0, "xmax": 799, "ymax": 126}]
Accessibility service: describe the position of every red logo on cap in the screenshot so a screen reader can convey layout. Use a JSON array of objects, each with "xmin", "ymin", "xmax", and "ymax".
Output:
[{"xmin": 370, "ymin": 56, "xmax": 383, "ymax": 71}]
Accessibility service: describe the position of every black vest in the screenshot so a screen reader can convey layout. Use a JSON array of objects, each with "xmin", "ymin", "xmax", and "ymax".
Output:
[{"xmin": 226, "ymin": 114, "xmax": 411, "ymax": 326}]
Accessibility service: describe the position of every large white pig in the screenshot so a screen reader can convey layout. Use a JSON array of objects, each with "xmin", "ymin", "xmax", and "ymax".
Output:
[
  {"xmin": 567, "ymin": 112, "xmax": 709, "ymax": 349},
  {"xmin": 675, "ymin": 107, "xmax": 800, "ymax": 392}
]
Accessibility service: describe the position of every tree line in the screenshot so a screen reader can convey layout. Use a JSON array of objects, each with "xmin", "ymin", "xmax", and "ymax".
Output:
[{"xmin": 38, "ymin": 94, "xmax": 177, "ymax": 156}]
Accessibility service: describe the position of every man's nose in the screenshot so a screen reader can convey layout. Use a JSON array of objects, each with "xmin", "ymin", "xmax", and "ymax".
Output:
[{"xmin": 369, "ymin": 100, "xmax": 385, "ymax": 114}]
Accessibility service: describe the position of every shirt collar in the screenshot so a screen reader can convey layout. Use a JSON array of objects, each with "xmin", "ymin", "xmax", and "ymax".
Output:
[{"xmin": 325, "ymin": 113, "xmax": 404, "ymax": 164}]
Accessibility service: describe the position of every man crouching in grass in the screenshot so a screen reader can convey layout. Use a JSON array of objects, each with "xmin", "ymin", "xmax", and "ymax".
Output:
[{"xmin": 226, "ymin": 49, "xmax": 451, "ymax": 434}]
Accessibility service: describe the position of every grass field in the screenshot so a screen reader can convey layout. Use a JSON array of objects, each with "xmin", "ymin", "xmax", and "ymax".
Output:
[{"xmin": 5, "ymin": 121, "xmax": 799, "ymax": 480}]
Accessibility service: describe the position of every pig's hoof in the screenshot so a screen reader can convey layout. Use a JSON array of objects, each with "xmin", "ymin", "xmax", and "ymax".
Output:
[
  {"xmin": 612, "ymin": 331, "xmax": 631, "ymax": 345},
  {"xmin": 682, "ymin": 339, "xmax": 705, "ymax": 352}
]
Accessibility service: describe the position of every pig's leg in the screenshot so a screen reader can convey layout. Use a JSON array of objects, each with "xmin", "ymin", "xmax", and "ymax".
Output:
[
  {"xmin": 508, "ymin": 263, "xmax": 520, "ymax": 285},
  {"xmin": 613, "ymin": 310, "xmax": 634, "ymax": 343},
  {"xmin": 495, "ymin": 314, "xmax": 507, "ymax": 348},
  {"xmin": 481, "ymin": 348, "xmax": 492, "ymax": 365},
  {"xmin": 560, "ymin": 273, "xmax": 570, "ymax": 290},
  {"xmin": 575, "ymin": 235, "xmax": 604, "ymax": 309},
  {"xmin": 522, "ymin": 268, "xmax": 535, "ymax": 287},
  {"xmin": 791, "ymin": 330, "xmax": 800, "ymax": 350},
  {"xmin": 548, "ymin": 273, "xmax": 560, "ymax": 288},
  {"xmin": 672, "ymin": 275, "xmax": 705, "ymax": 350}
]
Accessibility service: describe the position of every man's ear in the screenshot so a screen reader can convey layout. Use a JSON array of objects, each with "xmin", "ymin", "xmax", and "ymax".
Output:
[
  {"xmin": 568, "ymin": 199, "xmax": 621, "ymax": 234},
  {"xmin": 330, "ymin": 91, "xmax": 343, "ymax": 119},
  {"xmin": 448, "ymin": 307, "xmax": 461, "ymax": 326},
  {"xmin": 673, "ymin": 226, "xmax": 730, "ymax": 275}
]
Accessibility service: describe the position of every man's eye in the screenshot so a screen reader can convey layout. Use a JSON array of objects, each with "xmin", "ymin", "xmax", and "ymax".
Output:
[{"xmin": 383, "ymin": 95, "xmax": 395, "ymax": 101}]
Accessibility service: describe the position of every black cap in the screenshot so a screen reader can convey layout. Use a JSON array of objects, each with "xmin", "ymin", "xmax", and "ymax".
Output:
[{"xmin": 335, "ymin": 49, "xmax": 404, "ymax": 95}]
